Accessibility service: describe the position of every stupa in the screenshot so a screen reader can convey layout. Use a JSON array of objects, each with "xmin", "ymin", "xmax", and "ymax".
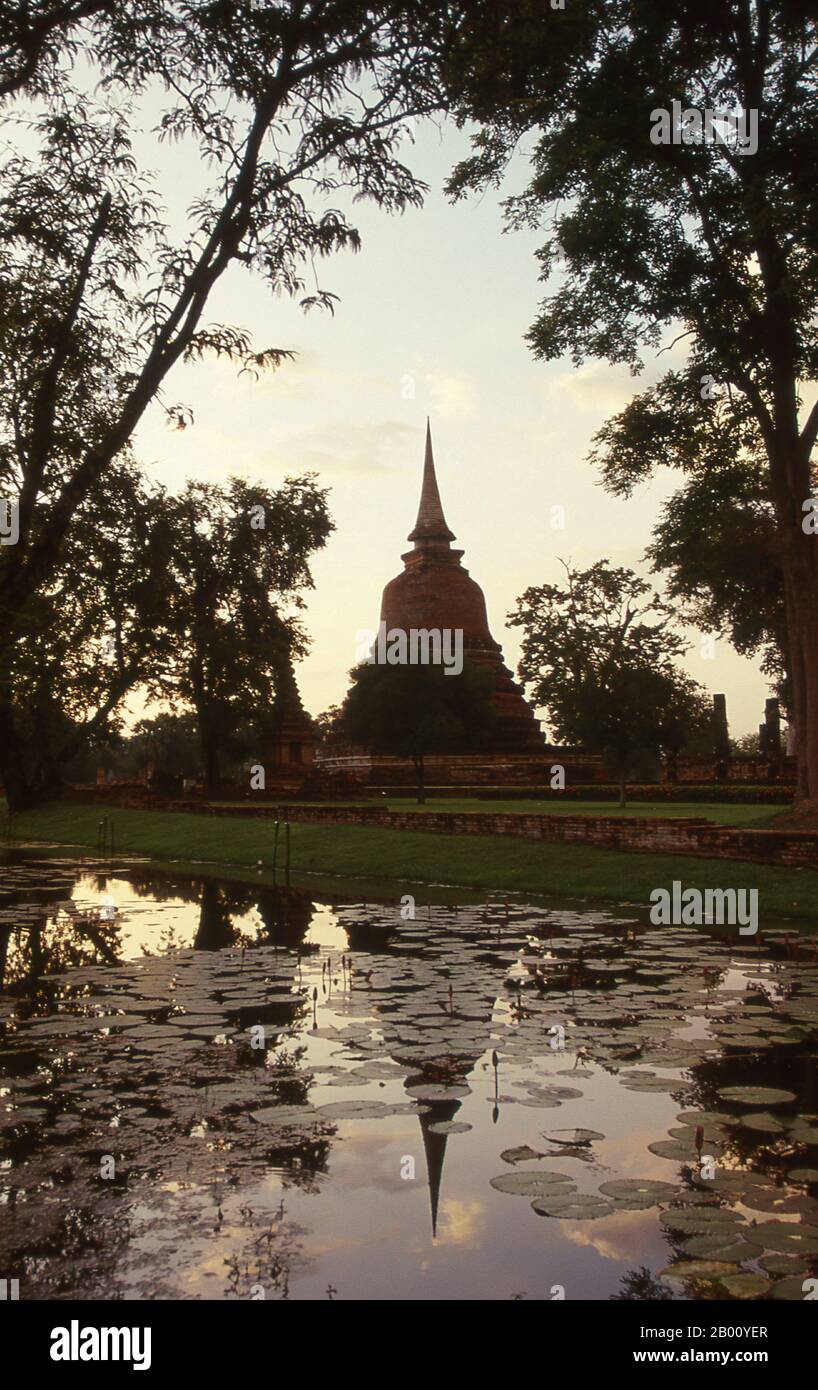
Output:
[{"xmin": 379, "ymin": 423, "xmax": 543, "ymax": 752}]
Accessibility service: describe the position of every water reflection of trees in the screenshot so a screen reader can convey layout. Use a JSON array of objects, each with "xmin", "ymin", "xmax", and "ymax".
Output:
[
  {"xmin": 0, "ymin": 877, "xmax": 124, "ymax": 1007},
  {"xmin": 127, "ymin": 869, "xmax": 317, "ymax": 951},
  {"xmin": 613, "ymin": 1267, "xmax": 675, "ymax": 1300}
]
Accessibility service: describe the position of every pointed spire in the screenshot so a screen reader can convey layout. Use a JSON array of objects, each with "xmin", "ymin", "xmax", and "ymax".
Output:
[
  {"xmin": 407, "ymin": 418, "xmax": 456, "ymax": 545},
  {"xmin": 419, "ymin": 1100, "xmax": 459, "ymax": 1240}
]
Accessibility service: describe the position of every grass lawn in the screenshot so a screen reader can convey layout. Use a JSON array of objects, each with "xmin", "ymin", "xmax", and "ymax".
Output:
[{"xmin": 4, "ymin": 800, "xmax": 818, "ymax": 926}]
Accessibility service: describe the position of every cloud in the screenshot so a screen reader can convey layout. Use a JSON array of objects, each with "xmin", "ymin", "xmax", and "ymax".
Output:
[
  {"xmin": 426, "ymin": 371, "xmax": 479, "ymax": 419},
  {"xmin": 287, "ymin": 421, "xmax": 418, "ymax": 474},
  {"xmin": 434, "ymin": 1197, "xmax": 487, "ymax": 1248},
  {"xmin": 540, "ymin": 361, "xmax": 643, "ymax": 415}
]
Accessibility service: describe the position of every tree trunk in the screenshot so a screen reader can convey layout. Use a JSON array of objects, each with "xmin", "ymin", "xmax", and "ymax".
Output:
[
  {"xmin": 201, "ymin": 733, "xmax": 221, "ymax": 799},
  {"xmin": 773, "ymin": 464, "xmax": 818, "ymax": 805},
  {"xmin": 618, "ymin": 769, "xmax": 627, "ymax": 809},
  {"xmin": 414, "ymin": 753, "xmax": 426, "ymax": 805},
  {"xmin": 0, "ymin": 696, "xmax": 64, "ymax": 811}
]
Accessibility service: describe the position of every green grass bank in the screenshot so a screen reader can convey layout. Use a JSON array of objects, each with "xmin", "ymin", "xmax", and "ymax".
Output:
[{"xmin": 4, "ymin": 800, "xmax": 818, "ymax": 925}]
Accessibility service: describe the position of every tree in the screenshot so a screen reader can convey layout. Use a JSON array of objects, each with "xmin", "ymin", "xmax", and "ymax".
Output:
[
  {"xmin": 340, "ymin": 660, "xmax": 496, "ymax": 802},
  {"xmin": 0, "ymin": 1, "xmax": 449, "ymax": 797},
  {"xmin": 447, "ymin": 2, "xmax": 818, "ymax": 801},
  {"xmin": 130, "ymin": 712, "xmax": 202, "ymax": 790},
  {"xmin": 0, "ymin": 2, "xmax": 115, "ymax": 100},
  {"xmin": 314, "ymin": 704, "xmax": 353, "ymax": 757},
  {"xmin": 161, "ymin": 475, "xmax": 332, "ymax": 795},
  {"xmin": 509, "ymin": 561, "xmax": 710, "ymax": 804},
  {"xmin": 590, "ymin": 366, "xmax": 789, "ymax": 711},
  {"xmin": 0, "ymin": 458, "xmax": 173, "ymax": 807}
]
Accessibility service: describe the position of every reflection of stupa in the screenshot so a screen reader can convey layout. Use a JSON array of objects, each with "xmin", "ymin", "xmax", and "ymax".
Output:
[
  {"xmin": 418, "ymin": 1097, "xmax": 462, "ymax": 1238},
  {"xmin": 379, "ymin": 423, "xmax": 543, "ymax": 751},
  {"xmin": 334, "ymin": 902, "xmax": 508, "ymax": 1238}
]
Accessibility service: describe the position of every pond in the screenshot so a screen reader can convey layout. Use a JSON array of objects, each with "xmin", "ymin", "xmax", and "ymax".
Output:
[{"xmin": 1, "ymin": 852, "xmax": 817, "ymax": 1301}]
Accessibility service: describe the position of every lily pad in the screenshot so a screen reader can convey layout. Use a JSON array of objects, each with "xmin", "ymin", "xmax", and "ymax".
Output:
[
  {"xmin": 531, "ymin": 1193, "xmax": 614, "ymax": 1220},
  {"xmin": 542, "ymin": 1128, "xmax": 604, "ymax": 1146},
  {"xmin": 771, "ymin": 1276, "xmax": 812, "ymax": 1300},
  {"xmin": 648, "ymin": 1138, "xmax": 721, "ymax": 1162},
  {"xmin": 489, "ymin": 1170, "xmax": 576, "ymax": 1197},
  {"xmin": 598, "ymin": 1178, "xmax": 679, "ymax": 1206},
  {"xmin": 716, "ymin": 1086, "xmax": 796, "ymax": 1107},
  {"xmin": 718, "ymin": 1273, "xmax": 769, "ymax": 1299},
  {"xmin": 315, "ymin": 1100, "xmax": 391, "ymax": 1120},
  {"xmin": 500, "ymin": 1145, "xmax": 544, "ymax": 1165},
  {"xmin": 681, "ymin": 1235, "xmax": 762, "ymax": 1262},
  {"xmin": 790, "ymin": 1125, "xmax": 818, "ymax": 1144},
  {"xmin": 739, "ymin": 1111, "xmax": 787, "ymax": 1134},
  {"xmin": 661, "ymin": 1207, "xmax": 744, "ymax": 1235},
  {"xmin": 758, "ymin": 1254, "xmax": 809, "ymax": 1275},
  {"xmin": 405, "ymin": 1084, "xmax": 471, "ymax": 1102},
  {"xmin": 659, "ymin": 1261, "xmax": 738, "ymax": 1283},
  {"xmin": 751, "ymin": 1221, "xmax": 818, "ymax": 1255}
]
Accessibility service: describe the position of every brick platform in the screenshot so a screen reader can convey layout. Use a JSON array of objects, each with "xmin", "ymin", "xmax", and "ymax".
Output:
[{"xmin": 70, "ymin": 795, "xmax": 817, "ymax": 870}]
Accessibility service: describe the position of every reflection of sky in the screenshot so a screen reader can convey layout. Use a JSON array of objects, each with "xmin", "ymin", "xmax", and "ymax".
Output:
[{"xmin": 9, "ymin": 868, "xmax": 814, "ymax": 1300}]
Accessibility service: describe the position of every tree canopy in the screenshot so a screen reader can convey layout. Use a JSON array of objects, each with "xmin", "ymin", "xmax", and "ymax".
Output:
[
  {"xmin": 509, "ymin": 561, "xmax": 711, "ymax": 802},
  {"xmin": 161, "ymin": 474, "xmax": 333, "ymax": 795},
  {"xmin": 446, "ymin": 0, "xmax": 818, "ymax": 799},
  {"xmin": 0, "ymin": 0, "xmax": 453, "ymax": 804},
  {"xmin": 591, "ymin": 364, "xmax": 788, "ymax": 698},
  {"xmin": 340, "ymin": 660, "xmax": 496, "ymax": 801}
]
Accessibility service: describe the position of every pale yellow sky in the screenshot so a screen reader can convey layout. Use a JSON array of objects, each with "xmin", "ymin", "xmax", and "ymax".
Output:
[{"xmin": 130, "ymin": 119, "xmax": 770, "ymax": 740}]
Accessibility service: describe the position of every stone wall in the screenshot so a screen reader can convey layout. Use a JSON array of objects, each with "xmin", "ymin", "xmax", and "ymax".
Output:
[
  {"xmin": 664, "ymin": 754, "xmax": 797, "ymax": 785},
  {"xmin": 361, "ymin": 751, "xmax": 608, "ymax": 786},
  {"xmin": 247, "ymin": 805, "xmax": 817, "ymax": 868},
  {"xmin": 67, "ymin": 793, "xmax": 816, "ymax": 870}
]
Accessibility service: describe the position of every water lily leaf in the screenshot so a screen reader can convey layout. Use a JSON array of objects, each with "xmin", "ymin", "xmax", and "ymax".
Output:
[
  {"xmin": 405, "ymin": 1084, "xmax": 471, "ymax": 1101},
  {"xmin": 681, "ymin": 1235, "xmax": 763, "ymax": 1262},
  {"xmin": 759, "ymin": 1255, "xmax": 809, "ymax": 1276},
  {"xmin": 542, "ymin": 1128, "xmax": 604, "ymax": 1146},
  {"xmin": 315, "ymin": 1100, "xmax": 391, "ymax": 1120},
  {"xmin": 790, "ymin": 1125, "xmax": 818, "ymax": 1144},
  {"xmin": 718, "ymin": 1273, "xmax": 770, "ymax": 1299},
  {"xmin": 739, "ymin": 1111, "xmax": 786, "ymax": 1134},
  {"xmin": 531, "ymin": 1193, "xmax": 614, "ymax": 1220},
  {"xmin": 661, "ymin": 1208, "xmax": 745, "ymax": 1235},
  {"xmin": 771, "ymin": 1276, "xmax": 811, "ymax": 1300},
  {"xmin": 648, "ymin": 1139, "xmax": 722, "ymax": 1161},
  {"xmin": 500, "ymin": 1145, "xmax": 544, "ymax": 1165},
  {"xmin": 489, "ymin": 1170, "xmax": 576, "ymax": 1197},
  {"xmin": 751, "ymin": 1221, "xmax": 818, "ymax": 1254},
  {"xmin": 716, "ymin": 1086, "xmax": 796, "ymax": 1106},
  {"xmin": 659, "ymin": 1261, "xmax": 737, "ymax": 1282},
  {"xmin": 598, "ymin": 1178, "xmax": 679, "ymax": 1205}
]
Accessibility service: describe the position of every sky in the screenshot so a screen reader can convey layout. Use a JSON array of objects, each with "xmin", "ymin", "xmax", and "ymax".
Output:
[{"xmin": 131, "ymin": 117, "xmax": 769, "ymax": 741}]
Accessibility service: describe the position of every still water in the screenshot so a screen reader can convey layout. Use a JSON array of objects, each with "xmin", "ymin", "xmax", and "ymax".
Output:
[{"xmin": 1, "ymin": 854, "xmax": 817, "ymax": 1301}]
